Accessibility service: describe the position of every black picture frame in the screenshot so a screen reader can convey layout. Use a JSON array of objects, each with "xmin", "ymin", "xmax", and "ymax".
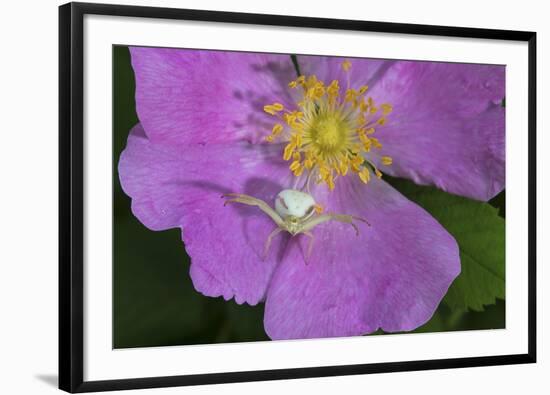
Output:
[{"xmin": 59, "ymin": 2, "xmax": 537, "ymax": 392}]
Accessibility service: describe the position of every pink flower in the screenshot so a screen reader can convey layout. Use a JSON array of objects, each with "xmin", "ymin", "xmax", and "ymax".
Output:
[{"xmin": 119, "ymin": 47, "xmax": 504, "ymax": 340}]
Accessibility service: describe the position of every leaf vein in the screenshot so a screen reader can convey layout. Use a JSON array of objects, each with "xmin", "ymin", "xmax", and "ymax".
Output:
[{"xmin": 459, "ymin": 248, "xmax": 504, "ymax": 281}]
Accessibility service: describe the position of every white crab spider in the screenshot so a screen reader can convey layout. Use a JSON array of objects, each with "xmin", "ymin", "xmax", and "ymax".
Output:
[{"xmin": 223, "ymin": 189, "xmax": 369, "ymax": 260}]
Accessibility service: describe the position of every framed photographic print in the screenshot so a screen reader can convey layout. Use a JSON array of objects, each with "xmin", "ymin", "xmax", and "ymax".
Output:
[{"xmin": 59, "ymin": 2, "xmax": 537, "ymax": 392}]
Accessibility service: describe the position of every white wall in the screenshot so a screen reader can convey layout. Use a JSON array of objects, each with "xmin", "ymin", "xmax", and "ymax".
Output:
[{"xmin": 0, "ymin": 0, "xmax": 547, "ymax": 394}]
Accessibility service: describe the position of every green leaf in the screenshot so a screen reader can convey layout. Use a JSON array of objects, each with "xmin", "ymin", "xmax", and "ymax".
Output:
[{"xmin": 385, "ymin": 176, "xmax": 505, "ymax": 312}]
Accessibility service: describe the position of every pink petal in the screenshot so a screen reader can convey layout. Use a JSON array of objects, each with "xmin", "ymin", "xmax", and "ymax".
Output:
[
  {"xmin": 119, "ymin": 124, "xmax": 294, "ymax": 305},
  {"xmin": 130, "ymin": 47, "xmax": 297, "ymax": 146},
  {"xmin": 263, "ymin": 176, "xmax": 460, "ymax": 339},
  {"xmin": 298, "ymin": 56, "xmax": 505, "ymax": 201},
  {"xmin": 366, "ymin": 61, "xmax": 505, "ymax": 201}
]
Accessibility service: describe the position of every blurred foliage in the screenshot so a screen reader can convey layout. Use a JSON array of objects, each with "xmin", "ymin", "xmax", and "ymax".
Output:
[{"xmin": 113, "ymin": 46, "xmax": 505, "ymax": 348}]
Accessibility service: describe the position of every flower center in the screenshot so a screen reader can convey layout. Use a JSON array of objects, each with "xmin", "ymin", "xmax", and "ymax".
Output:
[
  {"xmin": 263, "ymin": 60, "xmax": 393, "ymax": 191},
  {"xmin": 309, "ymin": 113, "xmax": 348, "ymax": 153}
]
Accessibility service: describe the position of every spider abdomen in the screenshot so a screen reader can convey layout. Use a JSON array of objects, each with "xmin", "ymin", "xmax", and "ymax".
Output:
[{"xmin": 275, "ymin": 189, "xmax": 316, "ymax": 220}]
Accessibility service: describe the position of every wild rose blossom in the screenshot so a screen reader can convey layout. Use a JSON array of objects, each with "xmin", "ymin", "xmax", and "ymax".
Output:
[{"xmin": 119, "ymin": 47, "xmax": 505, "ymax": 340}]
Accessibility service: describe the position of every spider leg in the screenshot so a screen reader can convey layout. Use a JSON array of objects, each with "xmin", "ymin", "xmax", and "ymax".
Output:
[
  {"xmin": 222, "ymin": 193, "xmax": 284, "ymax": 227},
  {"xmin": 263, "ymin": 227, "xmax": 285, "ymax": 260},
  {"xmin": 302, "ymin": 231, "xmax": 315, "ymax": 264},
  {"xmin": 300, "ymin": 213, "xmax": 370, "ymax": 236}
]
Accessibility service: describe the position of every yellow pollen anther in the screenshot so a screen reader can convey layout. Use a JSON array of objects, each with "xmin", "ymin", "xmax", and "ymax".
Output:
[
  {"xmin": 283, "ymin": 143, "xmax": 295, "ymax": 161},
  {"xmin": 264, "ymin": 103, "xmax": 284, "ymax": 115},
  {"xmin": 293, "ymin": 165, "xmax": 305, "ymax": 177},
  {"xmin": 381, "ymin": 156, "xmax": 393, "ymax": 166},
  {"xmin": 358, "ymin": 167, "xmax": 371, "ymax": 184},
  {"xmin": 351, "ymin": 155, "xmax": 364, "ymax": 172},
  {"xmin": 265, "ymin": 123, "xmax": 284, "ymax": 142},
  {"xmin": 370, "ymin": 137, "xmax": 383, "ymax": 149},
  {"xmin": 327, "ymin": 80, "xmax": 340, "ymax": 99},
  {"xmin": 345, "ymin": 89, "xmax": 358, "ymax": 103},
  {"xmin": 359, "ymin": 85, "xmax": 369, "ymax": 94},
  {"xmin": 290, "ymin": 160, "xmax": 301, "ymax": 171},
  {"xmin": 314, "ymin": 204, "xmax": 324, "ymax": 214},
  {"xmin": 381, "ymin": 104, "xmax": 393, "ymax": 115},
  {"xmin": 339, "ymin": 159, "xmax": 349, "ymax": 176},
  {"xmin": 283, "ymin": 113, "xmax": 295, "ymax": 125},
  {"xmin": 305, "ymin": 75, "xmax": 319, "ymax": 87},
  {"xmin": 326, "ymin": 176, "xmax": 335, "ymax": 191},
  {"xmin": 341, "ymin": 60, "xmax": 352, "ymax": 72},
  {"xmin": 290, "ymin": 133, "xmax": 302, "ymax": 148}
]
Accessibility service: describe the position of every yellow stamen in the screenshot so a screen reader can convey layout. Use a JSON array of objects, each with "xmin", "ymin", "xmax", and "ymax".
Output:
[
  {"xmin": 381, "ymin": 156, "xmax": 393, "ymax": 166},
  {"xmin": 263, "ymin": 60, "xmax": 393, "ymax": 190},
  {"xmin": 358, "ymin": 167, "xmax": 371, "ymax": 184},
  {"xmin": 361, "ymin": 137, "xmax": 372, "ymax": 152},
  {"xmin": 341, "ymin": 60, "xmax": 352, "ymax": 72},
  {"xmin": 339, "ymin": 158, "xmax": 349, "ymax": 176},
  {"xmin": 272, "ymin": 123, "xmax": 283, "ymax": 135},
  {"xmin": 264, "ymin": 102, "xmax": 284, "ymax": 115},
  {"xmin": 359, "ymin": 97, "xmax": 368, "ymax": 113},
  {"xmin": 293, "ymin": 165, "xmax": 305, "ymax": 177},
  {"xmin": 370, "ymin": 137, "xmax": 383, "ymax": 149},
  {"xmin": 381, "ymin": 103, "xmax": 393, "ymax": 115},
  {"xmin": 327, "ymin": 80, "xmax": 340, "ymax": 101},
  {"xmin": 345, "ymin": 89, "xmax": 358, "ymax": 103},
  {"xmin": 283, "ymin": 143, "xmax": 295, "ymax": 161},
  {"xmin": 326, "ymin": 175, "xmax": 335, "ymax": 191},
  {"xmin": 290, "ymin": 160, "xmax": 301, "ymax": 171},
  {"xmin": 290, "ymin": 133, "xmax": 302, "ymax": 148},
  {"xmin": 349, "ymin": 155, "xmax": 363, "ymax": 172},
  {"xmin": 265, "ymin": 123, "xmax": 284, "ymax": 142}
]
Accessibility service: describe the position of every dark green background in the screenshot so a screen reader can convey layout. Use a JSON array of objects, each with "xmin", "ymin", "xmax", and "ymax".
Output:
[{"xmin": 113, "ymin": 46, "xmax": 505, "ymax": 349}]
